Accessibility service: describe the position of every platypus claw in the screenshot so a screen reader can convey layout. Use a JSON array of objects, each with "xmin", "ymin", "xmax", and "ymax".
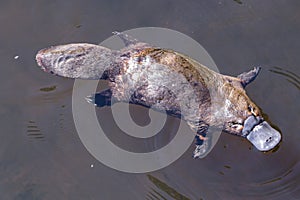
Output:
[
  {"xmin": 193, "ymin": 135, "xmax": 211, "ymax": 159},
  {"xmin": 197, "ymin": 134, "xmax": 208, "ymax": 141},
  {"xmin": 193, "ymin": 142, "xmax": 209, "ymax": 159},
  {"xmin": 85, "ymin": 95, "xmax": 96, "ymax": 105}
]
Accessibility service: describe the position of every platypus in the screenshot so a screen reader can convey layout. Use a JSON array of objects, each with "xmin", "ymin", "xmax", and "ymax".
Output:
[{"xmin": 35, "ymin": 32, "xmax": 281, "ymax": 158}]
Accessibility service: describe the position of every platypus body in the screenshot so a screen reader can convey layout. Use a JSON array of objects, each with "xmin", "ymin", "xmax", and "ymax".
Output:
[{"xmin": 36, "ymin": 32, "xmax": 281, "ymax": 158}]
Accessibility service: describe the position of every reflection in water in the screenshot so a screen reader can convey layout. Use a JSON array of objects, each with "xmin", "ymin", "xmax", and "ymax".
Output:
[
  {"xmin": 26, "ymin": 85, "xmax": 71, "ymax": 143},
  {"xmin": 269, "ymin": 67, "xmax": 300, "ymax": 90},
  {"xmin": 147, "ymin": 175, "xmax": 193, "ymax": 200},
  {"xmin": 26, "ymin": 120, "xmax": 44, "ymax": 140},
  {"xmin": 146, "ymin": 189, "xmax": 167, "ymax": 200}
]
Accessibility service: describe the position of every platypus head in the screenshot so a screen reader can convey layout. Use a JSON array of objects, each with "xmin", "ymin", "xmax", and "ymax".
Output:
[
  {"xmin": 243, "ymin": 115, "xmax": 281, "ymax": 151},
  {"xmin": 221, "ymin": 69, "xmax": 281, "ymax": 152},
  {"xmin": 223, "ymin": 100, "xmax": 281, "ymax": 151}
]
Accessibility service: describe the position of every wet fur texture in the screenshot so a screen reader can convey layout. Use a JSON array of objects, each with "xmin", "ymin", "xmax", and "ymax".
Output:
[{"xmin": 35, "ymin": 32, "xmax": 280, "ymax": 157}]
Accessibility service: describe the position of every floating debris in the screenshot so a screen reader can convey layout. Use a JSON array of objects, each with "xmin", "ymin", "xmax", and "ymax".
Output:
[
  {"xmin": 224, "ymin": 165, "xmax": 231, "ymax": 169},
  {"xmin": 75, "ymin": 24, "xmax": 82, "ymax": 28},
  {"xmin": 233, "ymin": 0, "xmax": 243, "ymax": 4},
  {"xmin": 39, "ymin": 85, "xmax": 57, "ymax": 92}
]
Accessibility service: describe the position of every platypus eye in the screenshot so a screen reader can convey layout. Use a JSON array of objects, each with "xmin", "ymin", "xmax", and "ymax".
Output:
[
  {"xmin": 65, "ymin": 55, "xmax": 71, "ymax": 60},
  {"xmin": 229, "ymin": 121, "xmax": 243, "ymax": 132},
  {"xmin": 248, "ymin": 105, "xmax": 252, "ymax": 112},
  {"xmin": 232, "ymin": 124, "xmax": 243, "ymax": 129},
  {"xmin": 248, "ymin": 105, "xmax": 256, "ymax": 115},
  {"xmin": 75, "ymin": 53, "xmax": 85, "ymax": 58},
  {"xmin": 57, "ymin": 56, "xmax": 64, "ymax": 63}
]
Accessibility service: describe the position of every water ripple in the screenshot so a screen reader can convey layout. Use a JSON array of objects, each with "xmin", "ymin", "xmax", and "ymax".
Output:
[
  {"xmin": 240, "ymin": 161, "xmax": 300, "ymax": 199},
  {"xmin": 269, "ymin": 66, "xmax": 300, "ymax": 90}
]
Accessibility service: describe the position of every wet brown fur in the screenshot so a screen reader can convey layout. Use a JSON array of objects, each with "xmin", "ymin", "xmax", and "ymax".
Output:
[{"xmin": 111, "ymin": 47, "xmax": 262, "ymax": 135}]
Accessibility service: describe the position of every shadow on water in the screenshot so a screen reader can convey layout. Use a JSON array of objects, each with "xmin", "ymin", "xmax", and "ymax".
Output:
[
  {"xmin": 269, "ymin": 67, "xmax": 300, "ymax": 90},
  {"xmin": 147, "ymin": 175, "xmax": 194, "ymax": 200}
]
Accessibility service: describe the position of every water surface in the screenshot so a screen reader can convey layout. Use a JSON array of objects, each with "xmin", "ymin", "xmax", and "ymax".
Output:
[{"xmin": 0, "ymin": 0, "xmax": 299, "ymax": 199}]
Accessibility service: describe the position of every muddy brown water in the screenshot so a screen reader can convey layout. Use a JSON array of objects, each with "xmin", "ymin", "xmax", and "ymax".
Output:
[{"xmin": 0, "ymin": 0, "xmax": 299, "ymax": 199}]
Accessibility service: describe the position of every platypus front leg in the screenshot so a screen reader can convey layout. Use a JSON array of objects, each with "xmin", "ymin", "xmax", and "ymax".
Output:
[
  {"xmin": 187, "ymin": 122, "xmax": 212, "ymax": 159},
  {"xmin": 194, "ymin": 135, "xmax": 208, "ymax": 158},
  {"xmin": 86, "ymin": 89, "xmax": 113, "ymax": 107}
]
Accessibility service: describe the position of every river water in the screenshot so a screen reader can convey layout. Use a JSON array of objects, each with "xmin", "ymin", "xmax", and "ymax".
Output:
[{"xmin": 0, "ymin": 0, "xmax": 299, "ymax": 199}]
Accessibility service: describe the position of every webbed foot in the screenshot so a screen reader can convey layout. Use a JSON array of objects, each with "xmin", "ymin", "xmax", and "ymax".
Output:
[
  {"xmin": 193, "ymin": 133, "xmax": 212, "ymax": 159},
  {"xmin": 237, "ymin": 67, "xmax": 261, "ymax": 87},
  {"xmin": 193, "ymin": 143, "xmax": 210, "ymax": 159},
  {"xmin": 192, "ymin": 125, "xmax": 212, "ymax": 159},
  {"xmin": 85, "ymin": 89, "xmax": 112, "ymax": 107},
  {"xmin": 112, "ymin": 31, "xmax": 139, "ymax": 47}
]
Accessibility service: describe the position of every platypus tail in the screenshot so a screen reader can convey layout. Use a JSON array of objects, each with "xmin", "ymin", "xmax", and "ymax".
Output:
[{"xmin": 36, "ymin": 43, "xmax": 118, "ymax": 80}]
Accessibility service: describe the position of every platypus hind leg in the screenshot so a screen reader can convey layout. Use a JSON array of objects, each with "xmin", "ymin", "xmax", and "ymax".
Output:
[
  {"xmin": 238, "ymin": 67, "xmax": 261, "ymax": 87},
  {"xmin": 194, "ymin": 134, "xmax": 210, "ymax": 159},
  {"xmin": 112, "ymin": 31, "xmax": 139, "ymax": 47},
  {"xmin": 187, "ymin": 121, "xmax": 212, "ymax": 159},
  {"xmin": 113, "ymin": 31, "xmax": 153, "ymax": 50}
]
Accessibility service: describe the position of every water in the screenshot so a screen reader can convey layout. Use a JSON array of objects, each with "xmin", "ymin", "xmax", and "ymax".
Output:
[{"xmin": 0, "ymin": 0, "xmax": 299, "ymax": 199}]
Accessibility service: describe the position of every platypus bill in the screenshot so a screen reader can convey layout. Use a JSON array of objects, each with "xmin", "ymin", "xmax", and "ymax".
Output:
[{"xmin": 35, "ymin": 32, "xmax": 281, "ymax": 158}]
